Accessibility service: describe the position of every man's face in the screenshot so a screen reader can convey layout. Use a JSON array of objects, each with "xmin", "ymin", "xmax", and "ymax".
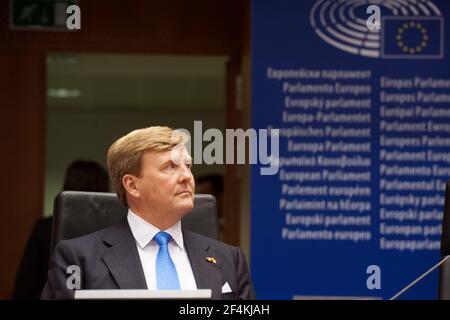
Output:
[{"xmin": 132, "ymin": 144, "xmax": 195, "ymax": 223}]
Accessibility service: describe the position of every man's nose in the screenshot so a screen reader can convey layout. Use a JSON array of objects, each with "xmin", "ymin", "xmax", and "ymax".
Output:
[{"xmin": 179, "ymin": 164, "xmax": 192, "ymax": 180}]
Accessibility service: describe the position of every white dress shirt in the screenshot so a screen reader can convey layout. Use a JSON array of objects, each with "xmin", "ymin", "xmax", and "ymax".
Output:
[{"xmin": 127, "ymin": 209, "xmax": 197, "ymax": 290}]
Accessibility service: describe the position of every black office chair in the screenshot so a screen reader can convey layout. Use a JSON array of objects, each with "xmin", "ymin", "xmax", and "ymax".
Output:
[
  {"xmin": 50, "ymin": 191, "xmax": 219, "ymax": 257},
  {"xmin": 439, "ymin": 181, "xmax": 450, "ymax": 300}
]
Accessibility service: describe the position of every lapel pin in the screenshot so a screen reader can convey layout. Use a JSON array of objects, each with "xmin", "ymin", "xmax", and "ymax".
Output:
[{"xmin": 206, "ymin": 257, "xmax": 217, "ymax": 264}]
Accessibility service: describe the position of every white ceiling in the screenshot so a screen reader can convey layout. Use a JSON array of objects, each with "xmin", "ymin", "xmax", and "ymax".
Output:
[{"xmin": 47, "ymin": 53, "xmax": 227, "ymax": 110}]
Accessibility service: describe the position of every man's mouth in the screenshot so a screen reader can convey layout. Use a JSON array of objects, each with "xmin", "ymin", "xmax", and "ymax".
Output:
[{"xmin": 176, "ymin": 190, "xmax": 192, "ymax": 196}]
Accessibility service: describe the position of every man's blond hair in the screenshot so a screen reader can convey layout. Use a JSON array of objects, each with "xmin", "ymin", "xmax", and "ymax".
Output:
[{"xmin": 107, "ymin": 126, "xmax": 185, "ymax": 206}]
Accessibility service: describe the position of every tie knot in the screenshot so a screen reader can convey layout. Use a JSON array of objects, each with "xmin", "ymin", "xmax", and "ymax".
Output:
[{"xmin": 154, "ymin": 231, "xmax": 171, "ymax": 247}]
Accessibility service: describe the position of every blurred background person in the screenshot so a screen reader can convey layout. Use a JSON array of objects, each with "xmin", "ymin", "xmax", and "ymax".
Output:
[{"xmin": 12, "ymin": 160, "xmax": 109, "ymax": 299}]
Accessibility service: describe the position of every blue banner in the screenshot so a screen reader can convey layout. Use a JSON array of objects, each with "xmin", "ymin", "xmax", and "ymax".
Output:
[{"xmin": 251, "ymin": 0, "xmax": 450, "ymax": 299}]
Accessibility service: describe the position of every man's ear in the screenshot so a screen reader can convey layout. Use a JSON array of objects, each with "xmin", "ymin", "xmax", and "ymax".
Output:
[{"xmin": 122, "ymin": 174, "xmax": 140, "ymax": 199}]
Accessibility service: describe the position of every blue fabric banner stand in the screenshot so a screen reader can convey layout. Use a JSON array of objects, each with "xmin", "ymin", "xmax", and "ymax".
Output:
[{"xmin": 251, "ymin": 0, "xmax": 450, "ymax": 299}]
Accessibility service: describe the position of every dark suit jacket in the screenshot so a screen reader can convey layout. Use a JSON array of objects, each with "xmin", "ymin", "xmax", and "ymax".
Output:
[{"xmin": 41, "ymin": 219, "xmax": 255, "ymax": 300}]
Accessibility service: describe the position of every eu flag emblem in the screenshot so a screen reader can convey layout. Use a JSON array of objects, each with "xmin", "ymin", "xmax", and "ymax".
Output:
[{"xmin": 382, "ymin": 17, "xmax": 443, "ymax": 58}]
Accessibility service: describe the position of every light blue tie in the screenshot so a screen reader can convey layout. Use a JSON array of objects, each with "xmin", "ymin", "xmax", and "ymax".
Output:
[{"xmin": 154, "ymin": 231, "xmax": 181, "ymax": 290}]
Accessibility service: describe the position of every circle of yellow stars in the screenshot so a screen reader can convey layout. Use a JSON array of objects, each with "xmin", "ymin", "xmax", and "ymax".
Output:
[{"xmin": 396, "ymin": 21, "xmax": 428, "ymax": 54}]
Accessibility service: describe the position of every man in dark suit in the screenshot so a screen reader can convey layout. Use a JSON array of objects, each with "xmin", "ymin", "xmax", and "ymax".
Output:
[{"xmin": 42, "ymin": 126, "xmax": 255, "ymax": 299}]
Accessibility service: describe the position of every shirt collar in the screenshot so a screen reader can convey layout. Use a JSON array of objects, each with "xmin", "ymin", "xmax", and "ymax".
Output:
[{"xmin": 127, "ymin": 209, "xmax": 184, "ymax": 251}]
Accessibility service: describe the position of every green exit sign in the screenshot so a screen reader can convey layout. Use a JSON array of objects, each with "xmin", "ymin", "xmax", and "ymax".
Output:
[{"xmin": 10, "ymin": 0, "xmax": 77, "ymax": 30}]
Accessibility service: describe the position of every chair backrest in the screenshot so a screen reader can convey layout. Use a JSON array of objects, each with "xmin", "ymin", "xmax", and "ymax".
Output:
[
  {"xmin": 50, "ymin": 191, "xmax": 219, "ymax": 257},
  {"xmin": 439, "ymin": 181, "xmax": 450, "ymax": 299}
]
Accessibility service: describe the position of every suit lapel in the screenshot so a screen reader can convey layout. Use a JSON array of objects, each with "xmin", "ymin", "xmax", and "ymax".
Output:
[
  {"xmin": 101, "ymin": 219, "xmax": 147, "ymax": 289},
  {"xmin": 183, "ymin": 229, "xmax": 222, "ymax": 299}
]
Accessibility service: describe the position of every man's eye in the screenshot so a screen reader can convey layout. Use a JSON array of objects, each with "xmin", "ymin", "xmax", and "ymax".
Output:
[{"xmin": 165, "ymin": 162, "xmax": 176, "ymax": 169}]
